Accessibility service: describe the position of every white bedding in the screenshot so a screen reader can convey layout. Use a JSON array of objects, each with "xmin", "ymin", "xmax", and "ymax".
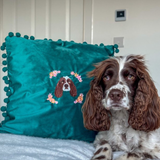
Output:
[{"xmin": 0, "ymin": 133, "xmax": 123, "ymax": 160}]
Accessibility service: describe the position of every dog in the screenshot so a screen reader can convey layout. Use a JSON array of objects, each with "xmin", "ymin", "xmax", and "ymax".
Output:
[
  {"xmin": 82, "ymin": 55, "xmax": 160, "ymax": 160},
  {"xmin": 55, "ymin": 76, "xmax": 77, "ymax": 98}
]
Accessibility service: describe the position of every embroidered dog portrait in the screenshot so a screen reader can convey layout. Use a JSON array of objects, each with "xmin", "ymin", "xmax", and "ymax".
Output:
[{"xmin": 54, "ymin": 76, "xmax": 77, "ymax": 98}]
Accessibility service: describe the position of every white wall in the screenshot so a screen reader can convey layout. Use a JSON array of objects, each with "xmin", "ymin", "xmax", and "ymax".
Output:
[
  {"xmin": 92, "ymin": 0, "xmax": 160, "ymax": 93},
  {"xmin": 0, "ymin": 0, "xmax": 160, "ymax": 121}
]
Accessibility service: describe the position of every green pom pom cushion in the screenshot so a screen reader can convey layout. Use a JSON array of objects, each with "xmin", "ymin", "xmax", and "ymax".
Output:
[{"xmin": 0, "ymin": 32, "xmax": 119, "ymax": 142}]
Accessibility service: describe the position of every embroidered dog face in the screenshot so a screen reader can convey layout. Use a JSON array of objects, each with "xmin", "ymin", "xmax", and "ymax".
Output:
[{"xmin": 55, "ymin": 76, "xmax": 77, "ymax": 98}]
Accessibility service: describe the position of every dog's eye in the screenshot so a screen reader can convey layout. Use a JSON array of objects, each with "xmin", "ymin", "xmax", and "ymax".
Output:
[
  {"xmin": 67, "ymin": 80, "xmax": 71, "ymax": 83},
  {"xmin": 127, "ymin": 74, "xmax": 135, "ymax": 80},
  {"xmin": 104, "ymin": 75, "xmax": 110, "ymax": 81}
]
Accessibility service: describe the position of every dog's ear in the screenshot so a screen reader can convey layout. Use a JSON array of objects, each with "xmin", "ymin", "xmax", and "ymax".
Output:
[
  {"xmin": 70, "ymin": 80, "xmax": 77, "ymax": 97},
  {"xmin": 55, "ymin": 78, "xmax": 63, "ymax": 98},
  {"xmin": 128, "ymin": 55, "xmax": 160, "ymax": 132},
  {"xmin": 82, "ymin": 59, "xmax": 115, "ymax": 131},
  {"xmin": 82, "ymin": 79, "xmax": 110, "ymax": 131}
]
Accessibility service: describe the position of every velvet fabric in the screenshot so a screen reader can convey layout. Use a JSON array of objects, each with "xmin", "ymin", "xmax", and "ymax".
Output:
[{"xmin": 0, "ymin": 33, "xmax": 118, "ymax": 142}]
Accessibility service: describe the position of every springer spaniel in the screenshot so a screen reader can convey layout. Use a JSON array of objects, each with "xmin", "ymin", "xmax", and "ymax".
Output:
[
  {"xmin": 55, "ymin": 76, "xmax": 77, "ymax": 98},
  {"xmin": 82, "ymin": 55, "xmax": 160, "ymax": 160}
]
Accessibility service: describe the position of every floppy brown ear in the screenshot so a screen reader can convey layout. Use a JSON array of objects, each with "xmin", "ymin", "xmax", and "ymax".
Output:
[
  {"xmin": 82, "ymin": 78, "xmax": 110, "ymax": 131},
  {"xmin": 70, "ymin": 81, "xmax": 77, "ymax": 97},
  {"xmin": 82, "ymin": 58, "xmax": 119, "ymax": 131},
  {"xmin": 129, "ymin": 56, "xmax": 160, "ymax": 132},
  {"xmin": 55, "ymin": 79, "xmax": 63, "ymax": 98}
]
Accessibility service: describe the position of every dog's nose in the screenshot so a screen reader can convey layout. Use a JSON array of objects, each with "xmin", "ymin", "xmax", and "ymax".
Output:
[
  {"xmin": 64, "ymin": 84, "xmax": 68, "ymax": 89},
  {"xmin": 109, "ymin": 89, "xmax": 124, "ymax": 102}
]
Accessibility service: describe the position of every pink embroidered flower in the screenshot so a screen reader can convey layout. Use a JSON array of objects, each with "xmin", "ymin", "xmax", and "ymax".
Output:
[
  {"xmin": 47, "ymin": 93, "xmax": 53, "ymax": 100},
  {"xmin": 74, "ymin": 93, "xmax": 84, "ymax": 104},
  {"xmin": 51, "ymin": 99, "xmax": 55, "ymax": 103},
  {"xmin": 49, "ymin": 72, "xmax": 54, "ymax": 78},
  {"xmin": 49, "ymin": 70, "xmax": 61, "ymax": 78},
  {"xmin": 71, "ymin": 71, "xmax": 74, "ymax": 75},
  {"xmin": 47, "ymin": 94, "xmax": 58, "ymax": 104},
  {"xmin": 74, "ymin": 73, "xmax": 78, "ymax": 77},
  {"xmin": 77, "ymin": 75, "xmax": 81, "ymax": 79},
  {"xmin": 71, "ymin": 72, "xmax": 82, "ymax": 82}
]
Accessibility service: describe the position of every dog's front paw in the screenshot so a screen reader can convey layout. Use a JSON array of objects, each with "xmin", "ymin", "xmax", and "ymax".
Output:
[
  {"xmin": 91, "ymin": 141, "xmax": 112, "ymax": 160},
  {"xmin": 115, "ymin": 153, "xmax": 143, "ymax": 160}
]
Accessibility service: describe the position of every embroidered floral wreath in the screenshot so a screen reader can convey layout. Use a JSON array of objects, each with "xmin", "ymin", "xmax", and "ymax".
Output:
[{"xmin": 47, "ymin": 70, "xmax": 84, "ymax": 104}]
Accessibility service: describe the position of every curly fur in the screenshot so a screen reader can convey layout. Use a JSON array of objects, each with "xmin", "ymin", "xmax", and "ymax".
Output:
[
  {"xmin": 83, "ymin": 59, "xmax": 118, "ymax": 131},
  {"xmin": 127, "ymin": 56, "xmax": 160, "ymax": 131},
  {"xmin": 83, "ymin": 80, "xmax": 110, "ymax": 131}
]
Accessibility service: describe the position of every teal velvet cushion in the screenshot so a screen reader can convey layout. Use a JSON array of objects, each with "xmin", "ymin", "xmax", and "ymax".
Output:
[{"xmin": 0, "ymin": 32, "xmax": 119, "ymax": 142}]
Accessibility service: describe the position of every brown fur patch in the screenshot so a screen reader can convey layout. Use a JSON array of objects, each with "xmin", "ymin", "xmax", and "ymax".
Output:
[
  {"xmin": 121, "ymin": 133, "xmax": 126, "ymax": 142},
  {"xmin": 100, "ymin": 140, "xmax": 108, "ymax": 145},
  {"xmin": 143, "ymin": 153, "xmax": 153, "ymax": 159},
  {"xmin": 96, "ymin": 155, "xmax": 106, "ymax": 159},
  {"xmin": 127, "ymin": 152, "xmax": 139, "ymax": 158},
  {"xmin": 103, "ymin": 147, "xmax": 108, "ymax": 152},
  {"xmin": 94, "ymin": 148, "xmax": 103, "ymax": 155}
]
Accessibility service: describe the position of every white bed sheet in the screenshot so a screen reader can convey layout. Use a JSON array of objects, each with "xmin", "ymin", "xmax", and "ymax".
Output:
[{"xmin": 0, "ymin": 133, "xmax": 123, "ymax": 160}]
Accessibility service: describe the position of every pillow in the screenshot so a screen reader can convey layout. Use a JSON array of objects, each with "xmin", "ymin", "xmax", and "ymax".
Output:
[{"xmin": 0, "ymin": 32, "xmax": 119, "ymax": 142}]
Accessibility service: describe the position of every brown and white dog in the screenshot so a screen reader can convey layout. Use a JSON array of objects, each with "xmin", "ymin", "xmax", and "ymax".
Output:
[
  {"xmin": 55, "ymin": 76, "xmax": 77, "ymax": 98},
  {"xmin": 82, "ymin": 55, "xmax": 160, "ymax": 160}
]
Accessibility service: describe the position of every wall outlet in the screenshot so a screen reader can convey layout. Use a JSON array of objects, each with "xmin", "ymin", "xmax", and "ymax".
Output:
[{"xmin": 113, "ymin": 37, "xmax": 124, "ymax": 48}]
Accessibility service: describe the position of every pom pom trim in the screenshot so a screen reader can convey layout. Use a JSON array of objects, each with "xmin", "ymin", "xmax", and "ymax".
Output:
[
  {"xmin": 16, "ymin": 32, "xmax": 21, "ymax": 37},
  {"xmin": 2, "ymin": 112, "xmax": 7, "ymax": 117},
  {"xmin": 1, "ymin": 106, "xmax": 7, "ymax": 112},
  {"xmin": 4, "ymin": 86, "xmax": 9, "ymax": 92},
  {"xmin": 1, "ymin": 46, "xmax": 5, "ymax": 51},
  {"xmin": 2, "ymin": 53, "xmax": 7, "ymax": 58},
  {"xmin": 114, "ymin": 44, "xmax": 119, "ymax": 54},
  {"xmin": 8, "ymin": 32, "xmax": 14, "ymax": 37},
  {"xmin": 6, "ymin": 91, "xmax": 11, "ymax": 96},
  {"xmin": 100, "ymin": 43, "xmax": 104, "ymax": 46},
  {"xmin": 2, "ymin": 61, "xmax": 7, "ymax": 65},
  {"xmin": 4, "ymin": 79, "xmax": 9, "ymax": 84},
  {"xmin": 2, "ymin": 76, "xmax": 8, "ymax": 81},
  {"xmin": 2, "ymin": 67, "xmax": 8, "ymax": 72},
  {"xmin": 30, "ymin": 36, "xmax": 35, "ymax": 40},
  {"xmin": 4, "ymin": 98, "xmax": 9, "ymax": 103},
  {"xmin": 24, "ymin": 35, "xmax": 29, "ymax": 39},
  {"xmin": 115, "ymin": 49, "xmax": 119, "ymax": 53}
]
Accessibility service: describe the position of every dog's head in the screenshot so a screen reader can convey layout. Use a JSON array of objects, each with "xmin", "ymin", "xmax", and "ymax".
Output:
[
  {"xmin": 82, "ymin": 55, "xmax": 160, "ymax": 132},
  {"xmin": 55, "ymin": 76, "xmax": 77, "ymax": 98}
]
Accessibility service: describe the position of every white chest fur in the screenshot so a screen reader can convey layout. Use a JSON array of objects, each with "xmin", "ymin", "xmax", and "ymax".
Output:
[
  {"xmin": 94, "ymin": 109, "xmax": 160, "ymax": 158},
  {"xmin": 94, "ymin": 110, "xmax": 142, "ymax": 152}
]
